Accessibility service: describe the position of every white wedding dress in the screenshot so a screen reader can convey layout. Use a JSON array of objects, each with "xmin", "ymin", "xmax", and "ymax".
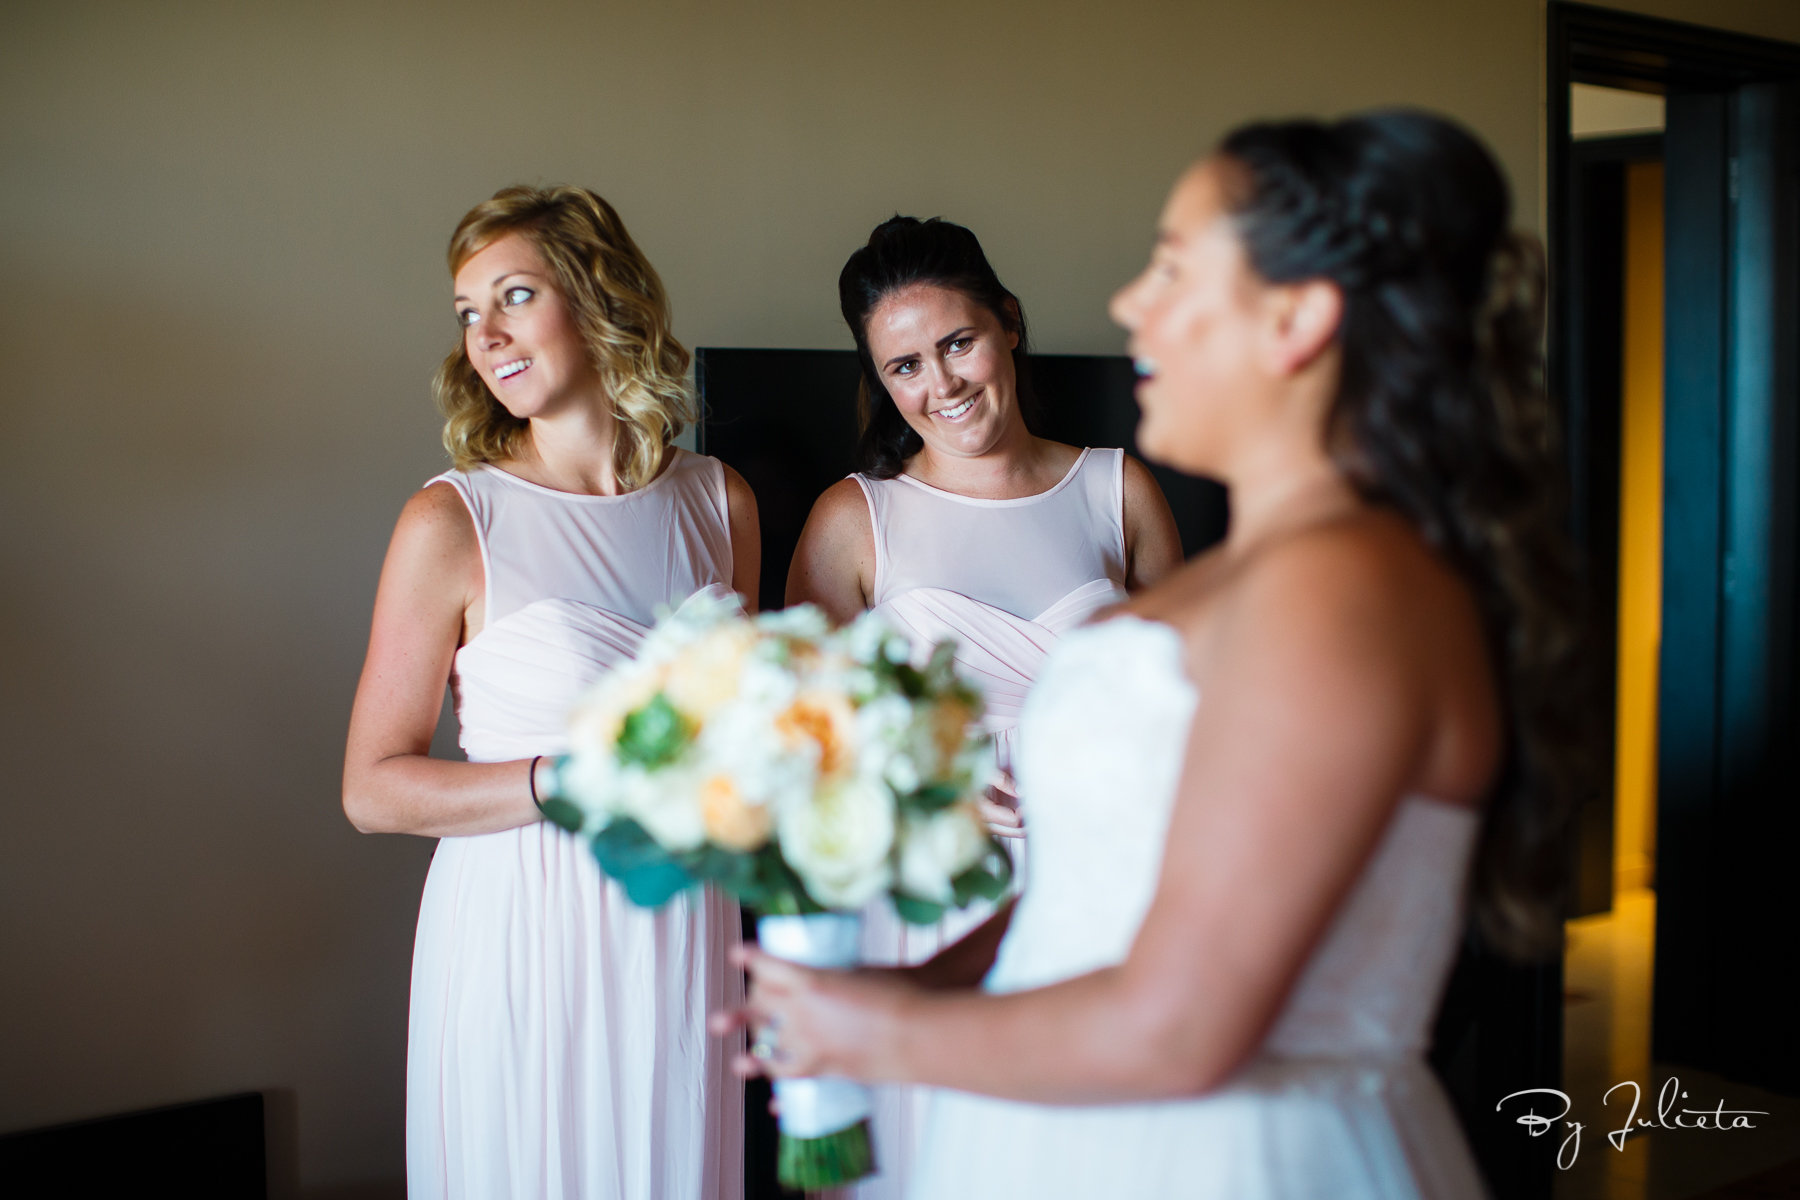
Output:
[{"xmin": 910, "ymin": 617, "xmax": 1488, "ymax": 1199}]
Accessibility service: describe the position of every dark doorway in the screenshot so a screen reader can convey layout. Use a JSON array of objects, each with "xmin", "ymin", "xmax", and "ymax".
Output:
[
  {"xmin": 1428, "ymin": 10, "xmax": 1800, "ymax": 1200},
  {"xmin": 1551, "ymin": 0, "xmax": 1800, "ymax": 1094},
  {"xmin": 1546, "ymin": 5, "xmax": 1800, "ymax": 1198}
]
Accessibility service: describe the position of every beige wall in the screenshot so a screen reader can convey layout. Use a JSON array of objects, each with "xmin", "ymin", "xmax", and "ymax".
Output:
[{"xmin": 3, "ymin": 1, "xmax": 1797, "ymax": 1194}]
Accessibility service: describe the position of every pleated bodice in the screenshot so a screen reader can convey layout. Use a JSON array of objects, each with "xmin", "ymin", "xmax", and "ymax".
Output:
[
  {"xmin": 858, "ymin": 447, "xmax": 1131, "ymax": 773},
  {"xmin": 440, "ymin": 451, "xmax": 735, "ymax": 764}
]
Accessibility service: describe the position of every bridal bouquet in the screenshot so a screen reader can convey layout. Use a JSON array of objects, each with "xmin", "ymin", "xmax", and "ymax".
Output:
[{"xmin": 539, "ymin": 591, "xmax": 1012, "ymax": 1188}]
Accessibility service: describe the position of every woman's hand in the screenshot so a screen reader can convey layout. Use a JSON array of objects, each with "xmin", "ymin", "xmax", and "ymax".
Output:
[
  {"xmin": 709, "ymin": 945, "xmax": 915, "ymax": 1083},
  {"xmin": 978, "ymin": 770, "xmax": 1025, "ymax": 838}
]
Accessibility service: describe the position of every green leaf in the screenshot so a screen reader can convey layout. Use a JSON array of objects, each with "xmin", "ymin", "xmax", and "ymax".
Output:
[
  {"xmin": 923, "ymin": 640, "xmax": 960, "ymax": 690},
  {"xmin": 902, "ymin": 782, "xmax": 962, "ymax": 813},
  {"xmin": 616, "ymin": 694, "xmax": 692, "ymax": 769},
  {"xmin": 590, "ymin": 818, "xmax": 695, "ymax": 908},
  {"xmin": 891, "ymin": 892, "xmax": 947, "ymax": 926},
  {"xmin": 743, "ymin": 847, "xmax": 827, "ymax": 917},
  {"xmin": 951, "ymin": 857, "xmax": 1011, "ymax": 907},
  {"xmin": 682, "ymin": 844, "xmax": 761, "ymax": 897},
  {"xmin": 535, "ymin": 796, "xmax": 585, "ymax": 834},
  {"xmin": 890, "ymin": 662, "xmax": 928, "ymax": 699}
]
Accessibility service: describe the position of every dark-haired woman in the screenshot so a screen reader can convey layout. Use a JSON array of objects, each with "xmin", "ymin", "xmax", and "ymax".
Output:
[
  {"xmin": 721, "ymin": 112, "xmax": 1584, "ymax": 1198},
  {"xmin": 785, "ymin": 217, "xmax": 1182, "ymax": 1197}
]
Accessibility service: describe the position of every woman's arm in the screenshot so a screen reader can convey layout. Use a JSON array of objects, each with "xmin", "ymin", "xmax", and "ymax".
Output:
[
  {"xmin": 732, "ymin": 532, "xmax": 1486, "ymax": 1102},
  {"xmin": 785, "ymin": 478, "xmax": 875, "ymax": 624},
  {"xmin": 723, "ymin": 464, "xmax": 762, "ymax": 613},
  {"xmin": 342, "ymin": 483, "xmax": 547, "ymax": 837},
  {"xmin": 1122, "ymin": 454, "xmax": 1185, "ymax": 590}
]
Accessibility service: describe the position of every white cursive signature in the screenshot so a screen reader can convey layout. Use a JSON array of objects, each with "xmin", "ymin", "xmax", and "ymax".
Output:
[{"xmin": 1496, "ymin": 1077, "xmax": 1769, "ymax": 1169}]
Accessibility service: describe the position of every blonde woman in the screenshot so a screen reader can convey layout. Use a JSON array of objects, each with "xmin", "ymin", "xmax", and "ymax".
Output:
[{"xmin": 344, "ymin": 186, "xmax": 757, "ymax": 1199}]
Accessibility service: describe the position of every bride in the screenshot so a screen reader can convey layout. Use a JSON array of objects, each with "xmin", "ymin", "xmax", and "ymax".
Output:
[{"xmin": 714, "ymin": 110, "xmax": 1583, "ymax": 1197}]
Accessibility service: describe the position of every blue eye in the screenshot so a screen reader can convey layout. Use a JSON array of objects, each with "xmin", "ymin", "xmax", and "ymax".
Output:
[
  {"xmin": 503, "ymin": 286, "xmax": 533, "ymax": 307},
  {"xmin": 458, "ymin": 309, "xmax": 480, "ymax": 327}
]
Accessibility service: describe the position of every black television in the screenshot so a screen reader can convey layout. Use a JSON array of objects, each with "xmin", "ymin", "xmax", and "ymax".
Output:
[{"xmin": 695, "ymin": 347, "xmax": 1227, "ymax": 613}]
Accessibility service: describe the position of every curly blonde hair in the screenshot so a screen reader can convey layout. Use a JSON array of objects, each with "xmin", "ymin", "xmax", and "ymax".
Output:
[{"xmin": 433, "ymin": 185, "xmax": 694, "ymax": 490}]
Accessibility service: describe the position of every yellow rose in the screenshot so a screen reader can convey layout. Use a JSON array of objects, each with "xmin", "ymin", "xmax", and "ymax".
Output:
[
  {"xmin": 664, "ymin": 625, "xmax": 755, "ymax": 721},
  {"xmin": 927, "ymin": 696, "xmax": 976, "ymax": 776},
  {"xmin": 700, "ymin": 773, "xmax": 773, "ymax": 851},
  {"xmin": 774, "ymin": 691, "xmax": 857, "ymax": 780}
]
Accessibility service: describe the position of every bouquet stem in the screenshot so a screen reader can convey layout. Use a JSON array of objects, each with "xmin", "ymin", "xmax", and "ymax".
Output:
[
  {"xmin": 777, "ymin": 1117, "xmax": 874, "ymax": 1190},
  {"xmin": 757, "ymin": 914, "xmax": 876, "ymax": 1190}
]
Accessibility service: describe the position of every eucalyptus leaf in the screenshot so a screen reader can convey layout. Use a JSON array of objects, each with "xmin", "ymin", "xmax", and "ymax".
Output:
[
  {"xmin": 619, "ymin": 861, "xmax": 695, "ymax": 908},
  {"xmin": 952, "ymin": 862, "xmax": 1009, "ymax": 907},
  {"xmin": 684, "ymin": 844, "xmax": 761, "ymax": 896},
  {"xmin": 536, "ymin": 796, "xmax": 585, "ymax": 834},
  {"xmin": 745, "ymin": 847, "xmax": 827, "ymax": 917},
  {"xmin": 903, "ymin": 783, "xmax": 962, "ymax": 813},
  {"xmin": 590, "ymin": 818, "xmax": 695, "ymax": 908},
  {"xmin": 891, "ymin": 893, "xmax": 947, "ymax": 926}
]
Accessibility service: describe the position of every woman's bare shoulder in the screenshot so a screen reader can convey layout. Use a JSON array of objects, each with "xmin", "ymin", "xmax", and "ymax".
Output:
[
  {"xmin": 397, "ymin": 480, "xmax": 478, "ymax": 549},
  {"xmin": 384, "ymin": 481, "xmax": 483, "ymax": 603},
  {"xmin": 720, "ymin": 462, "xmax": 759, "ymax": 515},
  {"xmin": 806, "ymin": 477, "xmax": 874, "ymax": 531},
  {"xmin": 1125, "ymin": 510, "xmax": 1478, "ymax": 674},
  {"xmin": 1119, "ymin": 451, "xmax": 1160, "ymax": 492}
]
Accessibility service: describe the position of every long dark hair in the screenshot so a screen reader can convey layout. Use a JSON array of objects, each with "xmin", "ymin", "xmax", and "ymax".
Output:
[
  {"xmin": 838, "ymin": 216, "xmax": 1039, "ymax": 477},
  {"xmin": 1217, "ymin": 111, "xmax": 1590, "ymax": 961}
]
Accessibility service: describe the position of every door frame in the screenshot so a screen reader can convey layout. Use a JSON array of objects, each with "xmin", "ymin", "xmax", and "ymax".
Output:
[{"xmin": 1548, "ymin": 2, "xmax": 1800, "ymax": 1097}]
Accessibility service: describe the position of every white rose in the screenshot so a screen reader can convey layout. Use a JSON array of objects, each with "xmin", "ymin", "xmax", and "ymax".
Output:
[
  {"xmin": 896, "ymin": 804, "xmax": 988, "ymax": 903},
  {"xmin": 754, "ymin": 603, "xmax": 831, "ymax": 641},
  {"xmin": 698, "ymin": 699, "xmax": 817, "ymax": 811},
  {"xmin": 554, "ymin": 750, "xmax": 625, "ymax": 826},
  {"xmin": 844, "ymin": 611, "xmax": 894, "ymax": 665},
  {"xmin": 778, "ymin": 777, "xmax": 895, "ymax": 909},
  {"xmin": 619, "ymin": 764, "xmax": 707, "ymax": 852},
  {"xmin": 739, "ymin": 653, "xmax": 801, "ymax": 707},
  {"xmin": 639, "ymin": 589, "xmax": 745, "ymax": 665},
  {"xmin": 883, "ymin": 752, "xmax": 920, "ymax": 795}
]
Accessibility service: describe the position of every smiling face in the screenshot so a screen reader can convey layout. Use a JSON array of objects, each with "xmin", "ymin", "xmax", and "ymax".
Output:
[
  {"xmin": 1110, "ymin": 159, "xmax": 1280, "ymax": 477},
  {"xmin": 864, "ymin": 284, "xmax": 1023, "ymax": 464},
  {"xmin": 453, "ymin": 232, "xmax": 600, "ymax": 421}
]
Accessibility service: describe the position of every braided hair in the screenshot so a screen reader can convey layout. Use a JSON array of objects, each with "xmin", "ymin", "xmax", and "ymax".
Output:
[{"xmin": 1217, "ymin": 111, "xmax": 1590, "ymax": 961}]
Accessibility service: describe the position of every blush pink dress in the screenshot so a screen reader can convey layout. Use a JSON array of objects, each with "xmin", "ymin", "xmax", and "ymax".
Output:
[
  {"xmin": 406, "ymin": 450, "xmax": 743, "ymax": 1200},
  {"xmin": 847, "ymin": 447, "xmax": 1131, "ymax": 1200}
]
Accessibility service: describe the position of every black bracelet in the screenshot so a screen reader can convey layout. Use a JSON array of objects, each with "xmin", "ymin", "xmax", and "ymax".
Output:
[{"xmin": 528, "ymin": 755, "xmax": 545, "ymax": 813}]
